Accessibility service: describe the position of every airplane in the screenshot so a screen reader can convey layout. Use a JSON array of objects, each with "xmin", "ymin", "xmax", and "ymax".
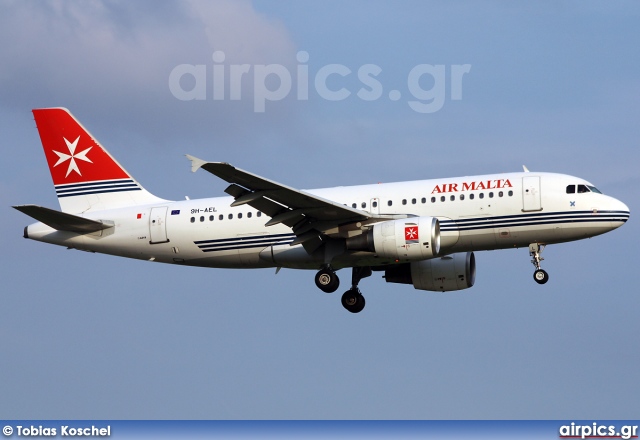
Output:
[{"xmin": 14, "ymin": 108, "xmax": 630, "ymax": 313}]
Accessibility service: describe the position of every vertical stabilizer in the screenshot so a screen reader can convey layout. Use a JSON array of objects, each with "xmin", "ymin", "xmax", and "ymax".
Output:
[{"xmin": 32, "ymin": 108, "xmax": 164, "ymax": 213}]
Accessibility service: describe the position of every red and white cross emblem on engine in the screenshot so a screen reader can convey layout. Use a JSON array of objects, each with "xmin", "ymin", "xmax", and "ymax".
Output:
[{"xmin": 405, "ymin": 225, "xmax": 419, "ymax": 244}]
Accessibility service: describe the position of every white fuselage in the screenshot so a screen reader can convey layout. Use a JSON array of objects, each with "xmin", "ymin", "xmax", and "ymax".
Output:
[{"xmin": 25, "ymin": 172, "xmax": 630, "ymax": 270}]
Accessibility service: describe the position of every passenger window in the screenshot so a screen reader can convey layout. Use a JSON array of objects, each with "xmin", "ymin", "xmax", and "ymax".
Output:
[
  {"xmin": 402, "ymin": 199, "xmax": 407, "ymax": 205},
  {"xmin": 387, "ymin": 200, "xmax": 393, "ymax": 206},
  {"xmin": 498, "ymin": 191, "xmax": 503, "ymax": 197},
  {"xmin": 440, "ymin": 196, "xmax": 445, "ymax": 202},
  {"xmin": 479, "ymin": 193, "xmax": 484, "ymax": 199},
  {"xmin": 566, "ymin": 185, "xmax": 575, "ymax": 194},
  {"xmin": 238, "ymin": 213, "xmax": 243, "ymax": 219},
  {"xmin": 200, "ymin": 216, "xmax": 205, "ymax": 222},
  {"xmin": 450, "ymin": 195, "xmax": 455, "ymax": 201},
  {"xmin": 431, "ymin": 197, "xmax": 436, "ymax": 203},
  {"xmin": 460, "ymin": 194, "xmax": 465, "ymax": 201},
  {"xmin": 489, "ymin": 192, "xmax": 494, "ymax": 198},
  {"xmin": 372, "ymin": 201, "xmax": 378, "ymax": 208},
  {"xmin": 247, "ymin": 212, "xmax": 252, "ymax": 218},
  {"xmin": 190, "ymin": 217, "xmax": 195, "ymax": 223},
  {"xmin": 421, "ymin": 197, "xmax": 426, "ymax": 204},
  {"xmin": 470, "ymin": 193, "xmax": 475, "ymax": 200},
  {"xmin": 228, "ymin": 214, "xmax": 233, "ymax": 220},
  {"xmin": 352, "ymin": 203, "xmax": 357, "ymax": 208},
  {"xmin": 411, "ymin": 198, "xmax": 416, "ymax": 204},
  {"xmin": 508, "ymin": 190, "xmax": 513, "ymax": 197},
  {"xmin": 209, "ymin": 215, "xmax": 214, "ymax": 221},
  {"xmin": 257, "ymin": 212, "xmax": 262, "ymax": 217},
  {"xmin": 219, "ymin": 214, "xmax": 224, "ymax": 220},
  {"xmin": 361, "ymin": 202, "xmax": 367, "ymax": 208}
]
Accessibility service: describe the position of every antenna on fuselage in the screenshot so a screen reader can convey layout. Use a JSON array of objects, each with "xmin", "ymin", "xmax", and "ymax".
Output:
[{"xmin": 523, "ymin": 165, "xmax": 530, "ymax": 172}]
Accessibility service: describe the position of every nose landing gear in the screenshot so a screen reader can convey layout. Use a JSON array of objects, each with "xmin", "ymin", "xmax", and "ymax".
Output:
[{"xmin": 529, "ymin": 243, "xmax": 549, "ymax": 284}]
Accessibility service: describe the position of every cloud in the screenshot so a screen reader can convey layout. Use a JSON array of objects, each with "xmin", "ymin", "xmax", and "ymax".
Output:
[
  {"xmin": 0, "ymin": 0, "xmax": 300, "ymax": 144},
  {"xmin": 188, "ymin": 0, "xmax": 295, "ymax": 65}
]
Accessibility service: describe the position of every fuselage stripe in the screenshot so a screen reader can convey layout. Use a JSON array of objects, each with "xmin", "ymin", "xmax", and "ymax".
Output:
[
  {"xmin": 54, "ymin": 179, "xmax": 136, "ymax": 189},
  {"xmin": 197, "ymin": 239, "xmax": 295, "ymax": 252},
  {"xmin": 440, "ymin": 216, "xmax": 628, "ymax": 232},
  {"xmin": 194, "ymin": 232, "xmax": 296, "ymax": 253},
  {"xmin": 198, "ymin": 238, "xmax": 294, "ymax": 249},
  {"xmin": 57, "ymin": 187, "xmax": 142, "ymax": 198},
  {"xmin": 56, "ymin": 184, "xmax": 140, "ymax": 194},
  {"xmin": 194, "ymin": 233, "xmax": 295, "ymax": 245},
  {"xmin": 439, "ymin": 210, "xmax": 629, "ymax": 225}
]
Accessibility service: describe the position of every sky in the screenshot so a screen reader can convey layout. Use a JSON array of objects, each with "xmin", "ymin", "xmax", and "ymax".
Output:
[{"xmin": 1, "ymin": 0, "xmax": 639, "ymax": 419}]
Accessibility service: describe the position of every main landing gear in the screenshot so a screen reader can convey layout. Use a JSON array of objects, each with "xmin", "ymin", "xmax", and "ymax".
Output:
[
  {"xmin": 341, "ymin": 267, "xmax": 372, "ymax": 314},
  {"xmin": 314, "ymin": 266, "xmax": 340, "ymax": 293},
  {"xmin": 313, "ymin": 266, "xmax": 371, "ymax": 313},
  {"xmin": 529, "ymin": 243, "xmax": 549, "ymax": 284}
]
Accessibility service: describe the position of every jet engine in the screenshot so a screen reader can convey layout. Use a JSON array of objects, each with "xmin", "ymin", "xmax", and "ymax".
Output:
[
  {"xmin": 384, "ymin": 252, "xmax": 476, "ymax": 291},
  {"xmin": 346, "ymin": 217, "xmax": 440, "ymax": 261}
]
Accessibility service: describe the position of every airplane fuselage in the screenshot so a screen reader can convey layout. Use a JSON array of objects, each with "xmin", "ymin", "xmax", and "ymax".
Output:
[{"xmin": 25, "ymin": 171, "xmax": 629, "ymax": 270}]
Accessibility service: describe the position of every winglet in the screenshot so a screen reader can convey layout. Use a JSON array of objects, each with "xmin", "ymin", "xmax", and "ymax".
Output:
[
  {"xmin": 186, "ymin": 155, "xmax": 208, "ymax": 173},
  {"xmin": 523, "ymin": 165, "xmax": 530, "ymax": 172}
]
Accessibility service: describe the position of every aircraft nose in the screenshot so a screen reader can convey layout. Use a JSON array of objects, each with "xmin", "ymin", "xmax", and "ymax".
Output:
[{"xmin": 609, "ymin": 197, "xmax": 630, "ymax": 227}]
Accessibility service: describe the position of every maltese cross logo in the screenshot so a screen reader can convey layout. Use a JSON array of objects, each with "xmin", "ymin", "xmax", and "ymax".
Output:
[
  {"xmin": 52, "ymin": 136, "xmax": 93, "ymax": 177},
  {"xmin": 405, "ymin": 225, "xmax": 419, "ymax": 244}
]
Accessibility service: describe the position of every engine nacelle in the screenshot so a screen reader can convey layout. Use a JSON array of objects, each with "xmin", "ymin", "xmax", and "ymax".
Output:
[
  {"xmin": 384, "ymin": 252, "xmax": 476, "ymax": 292},
  {"xmin": 347, "ymin": 217, "xmax": 440, "ymax": 261}
]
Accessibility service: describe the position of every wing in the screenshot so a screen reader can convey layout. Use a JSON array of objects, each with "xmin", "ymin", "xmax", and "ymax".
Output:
[{"xmin": 186, "ymin": 155, "xmax": 376, "ymax": 251}]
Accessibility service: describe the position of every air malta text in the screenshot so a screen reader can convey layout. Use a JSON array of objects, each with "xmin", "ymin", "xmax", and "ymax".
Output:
[{"xmin": 431, "ymin": 179, "xmax": 513, "ymax": 194}]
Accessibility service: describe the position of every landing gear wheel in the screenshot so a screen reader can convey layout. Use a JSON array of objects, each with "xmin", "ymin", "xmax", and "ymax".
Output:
[
  {"xmin": 315, "ymin": 268, "xmax": 339, "ymax": 293},
  {"xmin": 533, "ymin": 269, "xmax": 549, "ymax": 284},
  {"xmin": 341, "ymin": 288, "xmax": 365, "ymax": 313},
  {"xmin": 529, "ymin": 243, "xmax": 549, "ymax": 285}
]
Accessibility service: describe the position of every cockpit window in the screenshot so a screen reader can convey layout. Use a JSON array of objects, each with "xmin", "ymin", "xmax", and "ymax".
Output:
[{"xmin": 568, "ymin": 184, "xmax": 603, "ymax": 194}]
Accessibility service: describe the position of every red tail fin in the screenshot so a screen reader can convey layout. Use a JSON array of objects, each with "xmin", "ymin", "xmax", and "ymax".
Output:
[
  {"xmin": 33, "ymin": 108, "xmax": 132, "ymax": 184},
  {"xmin": 32, "ymin": 108, "xmax": 163, "ymax": 213}
]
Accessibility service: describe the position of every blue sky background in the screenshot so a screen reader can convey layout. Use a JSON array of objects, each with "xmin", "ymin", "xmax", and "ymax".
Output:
[{"xmin": 0, "ymin": 1, "xmax": 638, "ymax": 419}]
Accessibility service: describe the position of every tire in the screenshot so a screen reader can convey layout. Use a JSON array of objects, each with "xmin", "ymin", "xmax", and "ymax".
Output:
[
  {"xmin": 341, "ymin": 289, "xmax": 365, "ymax": 313},
  {"xmin": 315, "ymin": 268, "xmax": 339, "ymax": 293},
  {"xmin": 533, "ymin": 269, "xmax": 549, "ymax": 284}
]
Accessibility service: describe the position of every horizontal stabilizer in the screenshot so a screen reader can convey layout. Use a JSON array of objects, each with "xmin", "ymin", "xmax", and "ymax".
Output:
[{"xmin": 13, "ymin": 205, "xmax": 113, "ymax": 233}]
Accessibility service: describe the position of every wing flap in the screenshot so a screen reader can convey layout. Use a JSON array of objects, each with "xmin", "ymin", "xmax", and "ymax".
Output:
[{"xmin": 13, "ymin": 205, "xmax": 113, "ymax": 233}]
